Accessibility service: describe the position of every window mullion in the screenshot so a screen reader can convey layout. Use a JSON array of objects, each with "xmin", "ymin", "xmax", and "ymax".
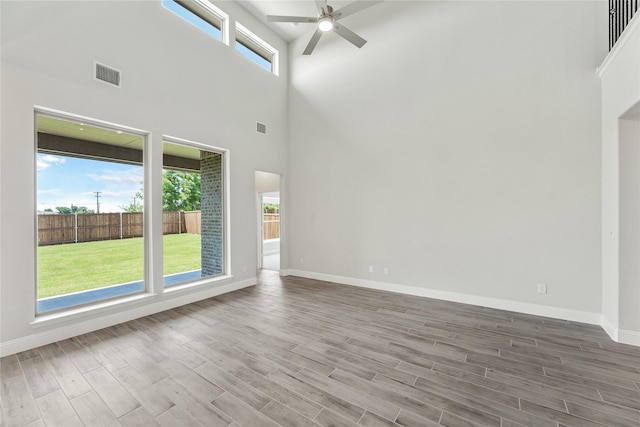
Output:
[{"xmin": 148, "ymin": 133, "xmax": 165, "ymax": 295}]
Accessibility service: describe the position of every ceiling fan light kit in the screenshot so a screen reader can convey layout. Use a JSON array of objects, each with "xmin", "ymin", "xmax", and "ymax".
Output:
[
  {"xmin": 318, "ymin": 16, "xmax": 334, "ymax": 32},
  {"xmin": 266, "ymin": 0, "xmax": 383, "ymax": 55}
]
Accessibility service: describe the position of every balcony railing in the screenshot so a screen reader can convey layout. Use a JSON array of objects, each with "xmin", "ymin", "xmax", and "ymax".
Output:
[{"xmin": 610, "ymin": 0, "xmax": 639, "ymax": 49}]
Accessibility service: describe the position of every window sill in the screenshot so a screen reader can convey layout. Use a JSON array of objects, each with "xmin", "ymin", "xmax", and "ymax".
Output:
[
  {"xmin": 31, "ymin": 293, "xmax": 156, "ymax": 329},
  {"xmin": 163, "ymin": 274, "xmax": 233, "ymax": 294},
  {"xmin": 31, "ymin": 274, "xmax": 234, "ymax": 329}
]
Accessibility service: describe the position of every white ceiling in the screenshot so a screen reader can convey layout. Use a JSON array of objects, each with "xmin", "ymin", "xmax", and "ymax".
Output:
[{"xmin": 238, "ymin": 0, "xmax": 381, "ymax": 42}]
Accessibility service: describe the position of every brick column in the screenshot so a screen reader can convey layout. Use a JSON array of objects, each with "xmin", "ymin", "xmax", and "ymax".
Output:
[{"xmin": 200, "ymin": 151, "xmax": 223, "ymax": 276}]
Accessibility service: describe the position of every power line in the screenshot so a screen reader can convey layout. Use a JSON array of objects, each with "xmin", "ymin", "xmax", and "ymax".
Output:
[{"xmin": 93, "ymin": 191, "xmax": 102, "ymax": 213}]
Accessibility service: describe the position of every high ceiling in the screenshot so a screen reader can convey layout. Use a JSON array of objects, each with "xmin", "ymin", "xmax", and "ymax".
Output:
[{"xmin": 238, "ymin": 0, "xmax": 379, "ymax": 42}]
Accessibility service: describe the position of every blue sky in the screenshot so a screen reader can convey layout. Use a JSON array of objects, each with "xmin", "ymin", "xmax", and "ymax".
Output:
[{"xmin": 37, "ymin": 154, "xmax": 143, "ymax": 213}]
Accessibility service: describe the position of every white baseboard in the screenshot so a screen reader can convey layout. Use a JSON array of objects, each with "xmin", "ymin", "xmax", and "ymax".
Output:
[
  {"xmin": 0, "ymin": 278, "xmax": 256, "ymax": 357},
  {"xmin": 617, "ymin": 328, "xmax": 640, "ymax": 346},
  {"xmin": 287, "ymin": 269, "xmax": 602, "ymax": 326},
  {"xmin": 601, "ymin": 315, "xmax": 619, "ymax": 341},
  {"xmin": 601, "ymin": 315, "xmax": 640, "ymax": 346},
  {"xmin": 5, "ymin": 271, "xmax": 636, "ymax": 354}
]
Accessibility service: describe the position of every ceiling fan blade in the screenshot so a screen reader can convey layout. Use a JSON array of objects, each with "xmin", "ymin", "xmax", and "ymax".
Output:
[
  {"xmin": 303, "ymin": 28, "xmax": 323, "ymax": 55},
  {"xmin": 266, "ymin": 15, "xmax": 318, "ymax": 23},
  {"xmin": 332, "ymin": 22, "xmax": 367, "ymax": 48},
  {"xmin": 333, "ymin": 0, "xmax": 383, "ymax": 20}
]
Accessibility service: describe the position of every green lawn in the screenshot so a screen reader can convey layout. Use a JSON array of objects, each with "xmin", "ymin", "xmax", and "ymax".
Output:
[{"xmin": 37, "ymin": 233, "xmax": 201, "ymax": 298}]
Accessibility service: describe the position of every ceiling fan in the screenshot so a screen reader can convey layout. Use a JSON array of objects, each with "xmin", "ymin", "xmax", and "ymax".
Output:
[{"xmin": 267, "ymin": 0, "xmax": 382, "ymax": 55}]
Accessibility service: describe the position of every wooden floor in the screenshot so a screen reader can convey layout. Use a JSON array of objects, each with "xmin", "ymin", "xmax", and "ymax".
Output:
[{"xmin": 2, "ymin": 271, "xmax": 640, "ymax": 427}]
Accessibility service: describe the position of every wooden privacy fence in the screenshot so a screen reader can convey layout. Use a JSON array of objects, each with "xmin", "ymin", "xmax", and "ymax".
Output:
[
  {"xmin": 37, "ymin": 211, "xmax": 202, "ymax": 246},
  {"xmin": 183, "ymin": 211, "xmax": 201, "ymax": 235},
  {"xmin": 162, "ymin": 211, "xmax": 202, "ymax": 235},
  {"xmin": 263, "ymin": 213, "xmax": 280, "ymax": 240}
]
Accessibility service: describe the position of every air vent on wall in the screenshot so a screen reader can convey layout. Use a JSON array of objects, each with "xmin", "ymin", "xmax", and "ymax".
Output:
[
  {"xmin": 257, "ymin": 122, "xmax": 267, "ymax": 135},
  {"xmin": 94, "ymin": 61, "xmax": 121, "ymax": 87}
]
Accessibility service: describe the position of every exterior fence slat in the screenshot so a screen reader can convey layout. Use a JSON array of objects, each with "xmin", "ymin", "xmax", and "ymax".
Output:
[
  {"xmin": 37, "ymin": 211, "xmax": 197, "ymax": 246},
  {"xmin": 263, "ymin": 213, "xmax": 280, "ymax": 240},
  {"xmin": 184, "ymin": 211, "xmax": 201, "ymax": 234},
  {"xmin": 162, "ymin": 211, "xmax": 186, "ymax": 234},
  {"xmin": 38, "ymin": 214, "xmax": 75, "ymax": 245}
]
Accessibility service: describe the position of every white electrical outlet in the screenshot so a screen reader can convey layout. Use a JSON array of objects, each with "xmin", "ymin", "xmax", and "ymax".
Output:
[
  {"xmin": 383, "ymin": 267, "xmax": 389, "ymax": 275},
  {"xmin": 300, "ymin": 258, "xmax": 304, "ymax": 264},
  {"xmin": 368, "ymin": 265, "xmax": 374, "ymax": 273},
  {"xmin": 537, "ymin": 283, "xmax": 547, "ymax": 294},
  {"xmin": 242, "ymin": 265, "xmax": 247, "ymax": 273}
]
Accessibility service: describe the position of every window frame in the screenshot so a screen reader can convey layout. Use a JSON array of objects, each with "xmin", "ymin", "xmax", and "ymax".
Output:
[
  {"xmin": 34, "ymin": 107, "xmax": 151, "ymax": 315},
  {"xmin": 163, "ymin": 0, "xmax": 229, "ymax": 45},
  {"xmin": 32, "ymin": 108, "xmax": 232, "ymax": 323},
  {"xmin": 235, "ymin": 21, "xmax": 279, "ymax": 75},
  {"xmin": 161, "ymin": 135, "xmax": 230, "ymax": 289}
]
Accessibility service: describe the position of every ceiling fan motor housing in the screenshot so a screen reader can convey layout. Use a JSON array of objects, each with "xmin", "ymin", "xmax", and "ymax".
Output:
[
  {"xmin": 265, "ymin": 0, "xmax": 382, "ymax": 55},
  {"xmin": 318, "ymin": 16, "xmax": 334, "ymax": 32}
]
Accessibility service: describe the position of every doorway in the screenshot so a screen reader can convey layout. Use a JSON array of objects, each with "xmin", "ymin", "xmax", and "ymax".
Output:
[{"xmin": 255, "ymin": 171, "xmax": 281, "ymax": 271}]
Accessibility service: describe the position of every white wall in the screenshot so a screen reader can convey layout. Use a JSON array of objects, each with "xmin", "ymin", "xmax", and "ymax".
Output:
[
  {"xmin": 599, "ymin": 9, "xmax": 640, "ymax": 344},
  {"xmin": 287, "ymin": 1, "xmax": 608, "ymax": 322},
  {"xmin": 619, "ymin": 117, "xmax": 640, "ymax": 335},
  {"xmin": 255, "ymin": 170, "xmax": 281, "ymax": 193},
  {"xmin": 0, "ymin": 0, "xmax": 288, "ymax": 354}
]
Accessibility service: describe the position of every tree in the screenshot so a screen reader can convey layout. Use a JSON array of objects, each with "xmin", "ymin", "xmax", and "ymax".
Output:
[
  {"xmin": 263, "ymin": 203, "xmax": 279, "ymax": 213},
  {"xmin": 162, "ymin": 170, "xmax": 201, "ymax": 211},
  {"xmin": 55, "ymin": 205, "xmax": 94, "ymax": 214},
  {"xmin": 116, "ymin": 171, "xmax": 201, "ymax": 213},
  {"xmin": 119, "ymin": 189, "xmax": 143, "ymax": 213}
]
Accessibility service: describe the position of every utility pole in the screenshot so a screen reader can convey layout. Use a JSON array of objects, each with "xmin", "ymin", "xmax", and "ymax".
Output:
[{"xmin": 94, "ymin": 191, "xmax": 102, "ymax": 213}]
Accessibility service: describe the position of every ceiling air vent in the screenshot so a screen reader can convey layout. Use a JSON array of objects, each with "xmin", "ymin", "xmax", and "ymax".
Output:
[
  {"xmin": 256, "ymin": 122, "xmax": 267, "ymax": 135},
  {"xmin": 94, "ymin": 62, "xmax": 121, "ymax": 87}
]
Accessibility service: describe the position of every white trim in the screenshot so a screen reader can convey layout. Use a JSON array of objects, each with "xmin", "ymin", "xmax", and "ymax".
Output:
[
  {"xmin": 195, "ymin": 0, "xmax": 229, "ymax": 45},
  {"xmin": 597, "ymin": 11, "xmax": 640, "ymax": 77},
  {"xmin": 163, "ymin": 0, "xmax": 229, "ymax": 46},
  {"xmin": 235, "ymin": 21, "xmax": 279, "ymax": 76},
  {"xmin": 34, "ymin": 107, "xmax": 152, "ymax": 315},
  {"xmin": 162, "ymin": 134, "xmax": 231, "ymax": 277},
  {"xmin": 617, "ymin": 328, "xmax": 640, "ymax": 346},
  {"xmin": 601, "ymin": 315, "xmax": 640, "ymax": 346},
  {"xmin": 256, "ymin": 192, "xmax": 263, "ymax": 269},
  {"xmin": 223, "ymin": 148, "xmax": 231, "ymax": 277},
  {"xmin": 33, "ymin": 294, "xmax": 156, "ymax": 328},
  {"xmin": 601, "ymin": 315, "xmax": 619, "ymax": 341},
  {"xmin": 287, "ymin": 269, "xmax": 602, "ymax": 326},
  {"xmin": 1, "ymin": 278, "xmax": 256, "ymax": 357}
]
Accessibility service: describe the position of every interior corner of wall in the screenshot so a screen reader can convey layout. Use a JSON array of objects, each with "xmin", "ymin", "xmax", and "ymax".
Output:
[{"xmin": 600, "ymin": 314, "xmax": 619, "ymax": 342}]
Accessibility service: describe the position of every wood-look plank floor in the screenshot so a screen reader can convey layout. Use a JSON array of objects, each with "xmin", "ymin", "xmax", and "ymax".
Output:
[{"xmin": 2, "ymin": 270, "xmax": 639, "ymax": 426}]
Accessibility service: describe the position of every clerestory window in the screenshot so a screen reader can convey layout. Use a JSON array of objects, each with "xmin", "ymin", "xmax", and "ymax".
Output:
[
  {"xmin": 235, "ymin": 22, "xmax": 279, "ymax": 75},
  {"xmin": 162, "ymin": 0, "xmax": 229, "ymax": 44}
]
